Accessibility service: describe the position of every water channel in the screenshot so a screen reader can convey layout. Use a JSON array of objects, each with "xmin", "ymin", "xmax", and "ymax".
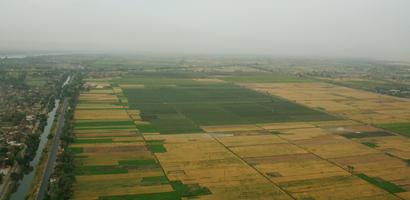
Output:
[{"xmin": 10, "ymin": 76, "xmax": 71, "ymax": 200}]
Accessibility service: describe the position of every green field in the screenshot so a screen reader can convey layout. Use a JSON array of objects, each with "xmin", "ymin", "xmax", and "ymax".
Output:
[
  {"xmin": 361, "ymin": 142, "xmax": 378, "ymax": 148},
  {"xmin": 356, "ymin": 174, "xmax": 405, "ymax": 193},
  {"xmin": 75, "ymin": 165, "xmax": 129, "ymax": 176},
  {"xmin": 376, "ymin": 123, "xmax": 410, "ymax": 137},
  {"xmin": 98, "ymin": 180, "xmax": 211, "ymax": 200},
  {"xmin": 118, "ymin": 159, "xmax": 157, "ymax": 166},
  {"xmin": 220, "ymin": 74, "xmax": 313, "ymax": 83},
  {"xmin": 122, "ymin": 80, "xmax": 339, "ymax": 134}
]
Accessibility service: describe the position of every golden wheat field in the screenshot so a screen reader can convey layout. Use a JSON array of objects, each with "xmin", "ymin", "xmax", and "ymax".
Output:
[{"xmin": 241, "ymin": 82, "xmax": 410, "ymax": 124}]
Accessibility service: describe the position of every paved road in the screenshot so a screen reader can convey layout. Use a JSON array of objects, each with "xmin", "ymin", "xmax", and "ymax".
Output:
[{"xmin": 36, "ymin": 97, "xmax": 69, "ymax": 200}]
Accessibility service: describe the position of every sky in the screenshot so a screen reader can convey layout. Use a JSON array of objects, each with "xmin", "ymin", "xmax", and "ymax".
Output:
[{"xmin": 1, "ymin": 0, "xmax": 410, "ymax": 61}]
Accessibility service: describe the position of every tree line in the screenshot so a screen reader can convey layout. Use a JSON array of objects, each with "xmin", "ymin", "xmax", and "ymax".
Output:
[{"xmin": 44, "ymin": 72, "xmax": 83, "ymax": 200}]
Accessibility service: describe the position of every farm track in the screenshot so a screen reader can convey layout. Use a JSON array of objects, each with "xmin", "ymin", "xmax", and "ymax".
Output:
[
  {"xmin": 212, "ymin": 136, "xmax": 297, "ymax": 200},
  {"xmin": 273, "ymin": 128, "xmax": 405, "ymax": 200}
]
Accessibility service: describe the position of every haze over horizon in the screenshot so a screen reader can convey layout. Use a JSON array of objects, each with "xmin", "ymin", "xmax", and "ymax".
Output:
[{"xmin": 1, "ymin": 0, "xmax": 410, "ymax": 61}]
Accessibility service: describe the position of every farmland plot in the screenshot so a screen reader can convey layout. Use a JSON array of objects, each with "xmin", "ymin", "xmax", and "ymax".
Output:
[
  {"xmin": 69, "ymin": 77, "xmax": 409, "ymax": 200},
  {"xmin": 121, "ymin": 79, "xmax": 338, "ymax": 134}
]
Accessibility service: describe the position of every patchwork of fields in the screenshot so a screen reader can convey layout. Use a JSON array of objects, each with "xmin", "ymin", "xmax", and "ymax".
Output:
[{"xmin": 70, "ymin": 77, "xmax": 410, "ymax": 200}]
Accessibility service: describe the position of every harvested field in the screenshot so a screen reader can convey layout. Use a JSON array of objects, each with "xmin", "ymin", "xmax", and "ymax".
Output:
[
  {"xmin": 88, "ymin": 89, "xmax": 114, "ymax": 94},
  {"xmin": 74, "ymin": 110, "xmax": 130, "ymax": 120},
  {"xmin": 84, "ymin": 82, "xmax": 111, "ymax": 89},
  {"xmin": 254, "ymin": 160, "xmax": 349, "ymax": 182},
  {"xmin": 276, "ymin": 127, "xmax": 330, "ymax": 141},
  {"xmin": 241, "ymin": 82, "xmax": 410, "ymax": 124},
  {"xmin": 119, "ymin": 84, "xmax": 145, "ymax": 88},
  {"xmin": 76, "ymin": 132, "xmax": 137, "ymax": 138},
  {"xmin": 256, "ymin": 122, "xmax": 315, "ymax": 130},
  {"xmin": 229, "ymin": 143, "xmax": 307, "ymax": 158},
  {"xmin": 245, "ymin": 153, "xmax": 320, "ymax": 165},
  {"xmin": 217, "ymin": 134, "xmax": 287, "ymax": 147},
  {"xmin": 213, "ymin": 127, "xmax": 402, "ymax": 199},
  {"xmin": 76, "ymin": 103, "xmax": 123, "ymax": 110},
  {"xmin": 147, "ymin": 133, "xmax": 293, "ymax": 199},
  {"xmin": 79, "ymin": 93, "xmax": 119, "ymax": 103},
  {"xmin": 279, "ymin": 175, "xmax": 398, "ymax": 200},
  {"xmin": 193, "ymin": 78, "xmax": 225, "ymax": 83}
]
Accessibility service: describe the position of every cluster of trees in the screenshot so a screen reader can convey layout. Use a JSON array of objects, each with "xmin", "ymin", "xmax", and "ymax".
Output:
[
  {"xmin": 0, "ymin": 71, "xmax": 28, "ymax": 89},
  {"xmin": 45, "ymin": 73, "xmax": 83, "ymax": 200},
  {"xmin": 7, "ymin": 145, "xmax": 24, "ymax": 194},
  {"xmin": 36, "ymin": 114, "xmax": 48, "ymax": 134},
  {"xmin": 1, "ymin": 112, "xmax": 26, "ymax": 126},
  {"xmin": 5, "ymin": 133, "xmax": 41, "ymax": 195},
  {"xmin": 19, "ymin": 133, "xmax": 40, "ymax": 171}
]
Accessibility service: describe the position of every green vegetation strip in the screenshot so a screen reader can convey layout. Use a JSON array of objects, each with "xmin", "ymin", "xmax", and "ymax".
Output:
[
  {"xmin": 75, "ymin": 166, "xmax": 128, "ymax": 176},
  {"xmin": 356, "ymin": 174, "xmax": 405, "ymax": 193},
  {"xmin": 219, "ymin": 75, "xmax": 314, "ymax": 83},
  {"xmin": 376, "ymin": 123, "xmax": 410, "ymax": 137},
  {"xmin": 136, "ymin": 124, "xmax": 158, "ymax": 133},
  {"xmin": 142, "ymin": 176, "xmax": 168, "ymax": 182},
  {"xmin": 170, "ymin": 181, "xmax": 211, "ymax": 198},
  {"xmin": 147, "ymin": 144, "xmax": 166, "ymax": 153},
  {"xmin": 118, "ymin": 159, "xmax": 157, "ymax": 166},
  {"xmin": 69, "ymin": 147, "xmax": 84, "ymax": 154},
  {"xmin": 361, "ymin": 142, "xmax": 378, "ymax": 148},
  {"xmin": 145, "ymin": 139, "xmax": 165, "ymax": 143},
  {"xmin": 98, "ymin": 180, "xmax": 211, "ymax": 200},
  {"xmin": 75, "ymin": 155, "xmax": 89, "ymax": 159}
]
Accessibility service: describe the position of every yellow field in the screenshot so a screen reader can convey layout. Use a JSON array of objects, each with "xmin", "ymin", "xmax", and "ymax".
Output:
[
  {"xmin": 87, "ymin": 89, "xmax": 114, "ymax": 94},
  {"xmin": 84, "ymin": 81, "xmax": 111, "ymax": 89},
  {"xmin": 79, "ymin": 93, "xmax": 119, "ymax": 103},
  {"xmin": 217, "ymin": 134, "xmax": 287, "ymax": 147},
  {"xmin": 214, "ymin": 128, "xmax": 402, "ymax": 199},
  {"xmin": 76, "ymin": 103, "xmax": 123, "ymax": 109},
  {"xmin": 193, "ymin": 78, "xmax": 226, "ymax": 83},
  {"xmin": 241, "ymin": 82, "xmax": 410, "ymax": 124},
  {"xmin": 74, "ymin": 109, "xmax": 130, "ymax": 120},
  {"xmin": 119, "ymin": 84, "xmax": 145, "ymax": 88},
  {"xmin": 145, "ymin": 133, "xmax": 293, "ymax": 200}
]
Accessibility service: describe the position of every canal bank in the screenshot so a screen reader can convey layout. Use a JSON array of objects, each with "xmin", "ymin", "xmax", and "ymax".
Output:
[
  {"xmin": 35, "ymin": 97, "xmax": 69, "ymax": 200},
  {"xmin": 4, "ymin": 75, "xmax": 71, "ymax": 200},
  {"xmin": 25, "ymin": 99, "xmax": 65, "ymax": 199},
  {"xmin": 8, "ymin": 99, "xmax": 60, "ymax": 200}
]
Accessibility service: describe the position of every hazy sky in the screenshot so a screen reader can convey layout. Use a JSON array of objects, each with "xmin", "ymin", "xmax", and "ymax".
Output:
[{"xmin": 1, "ymin": 0, "xmax": 409, "ymax": 61}]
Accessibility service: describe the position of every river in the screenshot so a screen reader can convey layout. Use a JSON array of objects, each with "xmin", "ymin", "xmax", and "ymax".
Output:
[{"xmin": 9, "ymin": 76, "xmax": 71, "ymax": 200}]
